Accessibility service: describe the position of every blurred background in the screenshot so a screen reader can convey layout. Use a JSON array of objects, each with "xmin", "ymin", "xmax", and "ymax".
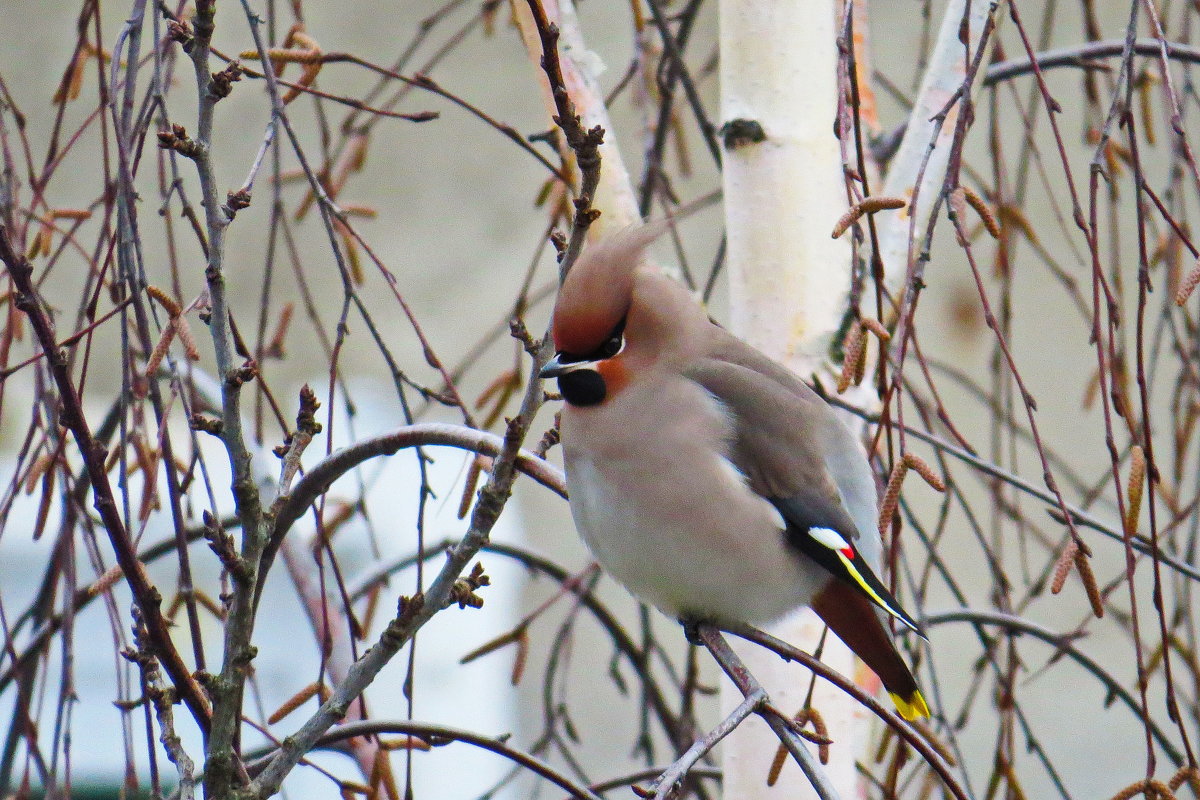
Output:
[{"xmin": 1, "ymin": 1, "xmax": 1198, "ymax": 799}]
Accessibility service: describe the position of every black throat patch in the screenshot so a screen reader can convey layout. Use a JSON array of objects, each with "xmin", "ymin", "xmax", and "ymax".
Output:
[{"xmin": 558, "ymin": 368, "xmax": 606, "ymax": 407}]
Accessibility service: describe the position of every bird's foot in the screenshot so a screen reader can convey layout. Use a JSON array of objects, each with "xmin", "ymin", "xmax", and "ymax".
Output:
[{"xmin": 679, "ymin": 616, "xmax": 705, "ymax": 646}]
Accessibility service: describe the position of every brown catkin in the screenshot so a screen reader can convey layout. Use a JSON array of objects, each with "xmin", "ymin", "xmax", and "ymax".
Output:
[
  {"xmin": 51, "ymin": 209, "xmax": 92, "ymax": 221},
  {"xmin": 510, "ymin": 627, "xmax": 530, "ymax": 686},
  {"xmin": 344, "ymin": 132, "xmax": 370, "ymax": 174},
  {"xmin": 904, "ymin": 452, "xmax": 946, "ymax": 492},
  {"xmin": 768, "ymin": 706, "xmax": 831, "ymax": 784},
  {"xmin": 1074, "ymin": 549, "xmax": 1105, "ymax": 618},
  {"xmin": 240, "ymin": 46, "xmax": 325, "ymax": 65},
  {"xmin": 267, "ymin": 682, "xmax": 322, "ymax": 724},
  {"xmin": 309, "ymin": 501, "xmax": 356, "ymax": 555},
  {"xmin": 804, "ymin": 706, "xmax": 831, "ymax": 765},
  {"xmin": 379, "ymin": 736, "xmax": 431, "ymax": 752},
  {"xmin": 961, "ymin": 185, "xmax": 1001, "ymax": 239},
  {"xmin": 860, "ymin": 316, "xmax": 891, "ymax": 342},
  {"xmin": 1050, "ymin": 539, "xmax": 1079, "ymax": 595},
  {"xmin": 766, "ymin": 743, "xmax": 788, "ymax": 786},
  {"xmin": 289, "ymin": 31, "xmax": 320, "ymax": 51},
  {"xmin": 146, "ymin": 285, "xmax": 182, "ymax": 317},
  {"xmin": 369, "ymin": 748, "xmax": 400, "ymax": 800},
  {"xmin": 837, "ymin": 323, "xmax": 865, "ymax": 394},
  {"xmin": 878, "ymin": 459, "xmax": 909, "ymax": 535},
  {"xmin": 26, "ymin": 224, "xmax": 52, "ymax": 259},
  {"xmin": 173, "ymin": 317, "xmax": 202, "ymax": 361},
  {"xmin": 459, "ymin": 626, "xmax": 524, "ymax": 665},
  {"xmin": 998, "ymin": 753, "xmax": 1030, "ymax": 800},
  {"xmin": 883, "ymin": 739, "xmax": 910, "ymax": 799},
  {"xmin": 831, "ymin": 196, "xmax": 907, "ymax": 238},
  {"xmin": 1169, "ymin": 766, "xmax": 1200, "ymax": 794},
  {"xmin": 283, "ymin": 61, "xmax": 323, "ymax": 105},
  {"xmin": 192, "ymin": 590, "xmax": 225, "ymax": 619},
  {"xmin": 831, "ymin": 207, "xmax": 860, "ymax": 239},
  {"xmin": 54, "ymin": 51, "xmax": 86, "ymax": 103},
  {"xmin": 339, "ymin": 226, "xmax": 364, "ymax": 284},
  {"xmin": 457, "ymin": 456, "xmax": 485, "ymax": 519},
  {"xmin": 1125, "ymin": 445, "xmax": 1146, "ymax": 536},
  {"xmin": 1174, "ymin": 258, "xmax": 1200, "ymax": 305},
  {"xmin": 873, "ymin": 722, "xmax": 895, "ymax": 764},
  {"xmin": 858, "ymin": 195, "xmax": 907, "ymax": 213},
  {"xmin": 851, "ymin": 338, "xmax": 868, "ymax": 386},
  {"xmin": 143, "ymin": 324, "xmax": 178, "ymax": 378},
  {"xmin": 87, "ymin": 566, "xmax": 123, "ymax": 598},
  {"xmin": 1107, "ymin": 778, "xmax": 1177, "ymax": 800},
  {"xmin": 1145, "ymin": 642, "xmax": 1167, "ymax": 678},
  {"xmin": 23, "ymin": 453, "xmax": 52, "ymax": 495}
]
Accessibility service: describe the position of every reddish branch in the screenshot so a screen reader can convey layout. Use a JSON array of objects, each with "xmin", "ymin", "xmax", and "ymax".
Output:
[
  {"xmin": 728, "ymin": 624, "xmax": 970, "ymax": 800},
  {"xmin": 0, "ymin": 225, "xmax": 212, "ymax": 732},
  {"xmin": 923, "ymin": 609, "xmax": 1182, "ymax": 764},
  {"xmin": 212, "ymin": 49, "xmax": 565, "ymax": 183},
  {"xmin": 348, "ymin": 538, "xmax": 689, "ymax": 746}
]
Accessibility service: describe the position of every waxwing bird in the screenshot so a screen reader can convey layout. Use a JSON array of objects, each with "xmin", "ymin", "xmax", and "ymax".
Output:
[{"xmin": 540, "ymin": 223, "xmax": 930, "ymax": 721}]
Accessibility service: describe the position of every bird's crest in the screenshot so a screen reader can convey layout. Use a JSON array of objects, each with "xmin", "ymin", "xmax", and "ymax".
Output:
[{"xmin": 551, "ymin": 192, "xmax": 718, "ymax": 358}]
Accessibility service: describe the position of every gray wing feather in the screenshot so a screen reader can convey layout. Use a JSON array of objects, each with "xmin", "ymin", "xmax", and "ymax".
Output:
[{"xmin": 687, "ymin": 330, "xmax": 882, "ymax": 570}]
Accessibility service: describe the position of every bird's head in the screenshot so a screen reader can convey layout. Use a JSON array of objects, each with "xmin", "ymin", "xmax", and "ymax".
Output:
[{"xmin": 539, "ymin": 226, "xmax": 661, "ymax": 407}]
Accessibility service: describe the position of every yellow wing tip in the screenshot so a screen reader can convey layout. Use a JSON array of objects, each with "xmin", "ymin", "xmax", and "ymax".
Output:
[{"xmin": 888, "ymin": 689, "xmax": 931, "ymax": 721}]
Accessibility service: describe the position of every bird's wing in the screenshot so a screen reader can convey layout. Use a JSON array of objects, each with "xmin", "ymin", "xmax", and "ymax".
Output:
[{"xmin": 686, "ymin": 345, "xmax": 923, "ymax": 635}]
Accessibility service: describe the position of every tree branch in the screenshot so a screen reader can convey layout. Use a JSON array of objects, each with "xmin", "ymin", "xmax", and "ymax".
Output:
[
  {"xmin": 183, "ymin": 2, "xmax": 268, "ymax": 793},
  {"xmin": 922, "ymin": 608, "xmax": 1183, "ymax": 764},
  {"xmin": 0, "ymin": 225, "xmax": 212, "ymax": 732},
  {"xmin": 726, "ymin": 623, "xmax": 970, "ymax": 800},
  {"xmin": 250, "ymin": 720, "xmax": 604, "ymax": 800},
  {"xmin": 697, "ymin": 624, "xmax": 842, "ymax": 800},
  {"xmin": 984, "ymin": 37, "xmax": 1200, "ymax": 86}
]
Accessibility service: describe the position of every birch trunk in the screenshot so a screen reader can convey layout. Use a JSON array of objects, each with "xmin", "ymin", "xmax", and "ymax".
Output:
[
  {"xmin": 718, "ymin": 2, "xmax": 862, "ymax": 797},
  {"xmin": 877, "ymin": 0, "xmax": 1006, "ymax": 302},
  {"xmin": 719, "ymin": 0, "xmax": 1004, "ymax": 796}
]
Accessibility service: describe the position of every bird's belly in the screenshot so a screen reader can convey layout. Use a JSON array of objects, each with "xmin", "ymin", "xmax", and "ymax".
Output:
[{"xmin": 564, "ymin": 450, "xmax": 825, "ymax": 626}]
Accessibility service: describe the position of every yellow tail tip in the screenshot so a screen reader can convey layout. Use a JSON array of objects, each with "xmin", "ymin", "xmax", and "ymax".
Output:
[{"xmin": 888, "ymin": 689, "xmax": 931, "ymax": 721}]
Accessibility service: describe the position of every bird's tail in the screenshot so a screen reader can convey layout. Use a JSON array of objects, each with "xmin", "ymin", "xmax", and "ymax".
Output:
[{"xmin": 812, "ymin": 581, "xmax": 930, "ymax": 720}]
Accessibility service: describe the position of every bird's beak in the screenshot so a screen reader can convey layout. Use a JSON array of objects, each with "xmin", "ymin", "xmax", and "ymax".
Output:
[
  {"xmin": 541, "ymin": 353, "xmax": 599, "ymax": 379},
  {"xmin": 539, "ymin": 353, "xmax": 569, "ymax": 379}
]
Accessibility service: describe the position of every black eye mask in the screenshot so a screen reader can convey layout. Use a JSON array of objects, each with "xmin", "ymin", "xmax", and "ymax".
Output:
[{"xmin": 558, "ymin": 316, "xmax": 626, "ymax": 365}]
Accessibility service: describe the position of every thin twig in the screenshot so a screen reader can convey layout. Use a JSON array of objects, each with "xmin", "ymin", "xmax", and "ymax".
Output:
[{"xmin": 695, "ymin": 624, "xmax": 843, "ymax": 800}]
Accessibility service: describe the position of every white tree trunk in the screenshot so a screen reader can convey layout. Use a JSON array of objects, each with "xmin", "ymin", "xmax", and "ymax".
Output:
[
  {"xmin": 719, "ymin": 1, "xmax": 863, "ymax": 797},
  {"xmin": 877, "ymin": 0, "xmax": 1005, "ymax": 300},
  {"xmin": 719, "ymin": 1, "xmax": 1005, "ymax": 797},
  {"xmin": 511, "ymin": 0, "xmax": 641, "ymax": 233}
]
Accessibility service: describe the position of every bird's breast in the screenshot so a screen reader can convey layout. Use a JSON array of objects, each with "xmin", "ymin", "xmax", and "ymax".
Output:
[{"xmin": 559, "ymin": 376, "xmax": 827, "ymax": 624}]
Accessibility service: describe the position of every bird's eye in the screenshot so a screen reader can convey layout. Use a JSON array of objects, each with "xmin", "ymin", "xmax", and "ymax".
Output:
[{"xmin": 598, "ymin": 334, "xmax": 624, "ymax": 359}]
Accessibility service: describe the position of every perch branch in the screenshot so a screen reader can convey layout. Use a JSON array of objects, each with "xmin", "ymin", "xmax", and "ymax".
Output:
[
  {"xmin": 726, "ymin": 623, "xmax": 970, "ymax": 800},
  {"xmin": 648, "ymin": 687, "xmax": 765, "ymax": 799},
  {"xmin": 696, "ymin": 624, "xmax": 843, "ymax": 800}
]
